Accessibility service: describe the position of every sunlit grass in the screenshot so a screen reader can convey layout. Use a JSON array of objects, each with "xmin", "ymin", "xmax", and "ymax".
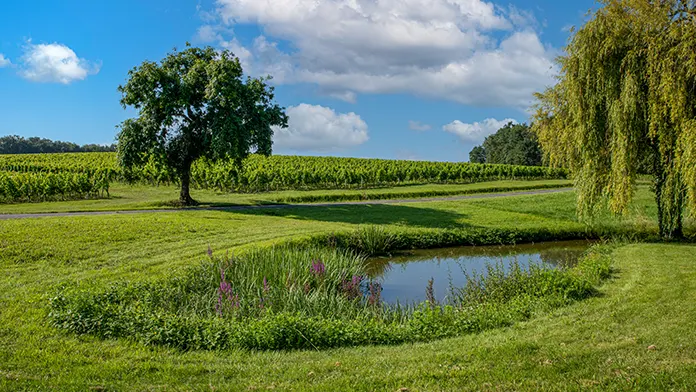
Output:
[{"xmin": 1, "ymin": 187, "xmax": 695, "ymax": 390}]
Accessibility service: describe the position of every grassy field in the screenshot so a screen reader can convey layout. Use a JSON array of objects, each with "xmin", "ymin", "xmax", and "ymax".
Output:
[
  {"xmin": 1, "ymin": 188, "xmax": 695, "ymax": 390},
  {"xmin": 0, "ymin": 179, "xmax": 570, "ymax": 214}
]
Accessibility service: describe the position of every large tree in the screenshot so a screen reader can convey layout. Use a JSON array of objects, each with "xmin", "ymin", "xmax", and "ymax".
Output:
[
  {"xmin": 469, "ymin": 122, "xmax": 543, "ymax": 166},
  {"xmin": 117, "ymin": 45, "xmax": 288, "ymax": 205},
  {"xmin": 533, "ymin": 0, "xmax": 696, "ymax": 239}
]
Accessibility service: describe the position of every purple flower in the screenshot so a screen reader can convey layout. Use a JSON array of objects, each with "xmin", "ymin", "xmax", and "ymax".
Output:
[
  {"xmin": 207, "ymin": 245, "xmax": 213, "ymax": 258},
  {"xmin": 367, "ymin": 281, "xmax": 382, "ymax": 306},
  {"xmin": 341, "ymin": 274, "xmax": 364, "ymax": 300},
  {"xmin": 216, "ymin": 268, "xmax": 239, "ymax": 316},
  {"xmin": 311, "ymin": 259, "xmax": 326, "ymax": 277},
  {"xmin": 352, "ymin": 275, "xmax": 363, "ymax": 287}
]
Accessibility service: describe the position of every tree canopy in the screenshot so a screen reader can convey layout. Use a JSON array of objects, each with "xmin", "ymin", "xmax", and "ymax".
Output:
[
  {"xmin": 533, "ymin": 0, "xmax": 696, "ymax": 238},
  {"xmin": 468, "ymin": 122, "xmax": 542, "ymax": 166},
  {"xmin": 469, "ymin": 145, "xmax": 486, "ymax": 164},
  {"xmin": 117, "ymin": 45, "xmax": 288, "ymax": 205}
]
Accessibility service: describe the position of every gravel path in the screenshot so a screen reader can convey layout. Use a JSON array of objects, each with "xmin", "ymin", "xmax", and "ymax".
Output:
[{"xmin": 0, "ymin": 187, "xmax": 572, "ymax": 220}]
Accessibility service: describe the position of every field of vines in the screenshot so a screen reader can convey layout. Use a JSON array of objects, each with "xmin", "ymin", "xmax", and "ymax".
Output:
[
  {"xmin": 0, "ymin": 152, "xmax": 568, "ymax": 202},
  {"xmin": 0, "ymin": 171, "xmax": 110, "ymax": 203}
]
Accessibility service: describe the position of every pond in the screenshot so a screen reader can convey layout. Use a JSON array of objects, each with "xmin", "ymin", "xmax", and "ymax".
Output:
[{"xmin": 367, "ymin": 240, "xmax": 595, "ymax": 305}]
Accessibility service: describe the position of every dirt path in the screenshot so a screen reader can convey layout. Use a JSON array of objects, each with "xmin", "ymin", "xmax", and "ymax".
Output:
[{"xmin": 0, "ymin": 188, "xmax": 572, "ymax": 220}]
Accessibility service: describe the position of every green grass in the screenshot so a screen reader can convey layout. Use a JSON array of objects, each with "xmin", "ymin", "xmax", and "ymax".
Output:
[
  {"xmin": 1, "ymin": 188, "xmax": 695, "ymax": 390},
  {"xmin": 0, "ymin": 179, "xmax": 570, "ymax": 214}
]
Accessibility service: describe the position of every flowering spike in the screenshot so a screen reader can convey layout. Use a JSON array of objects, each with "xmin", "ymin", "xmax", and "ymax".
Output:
[
  {"xmin": 310, "ymin": 259, "xmax": 326, "ymax": 277},
  {"xmin": 426, "ymin": 278, "xmax": 436, "ymax": 309},
  {"xmin": 216, "ymin": 267, "xmax": 239, "ymax": 314},
  {"xmin": 367, "ymin": 281, "xmax": 382, "ymax": 306}
]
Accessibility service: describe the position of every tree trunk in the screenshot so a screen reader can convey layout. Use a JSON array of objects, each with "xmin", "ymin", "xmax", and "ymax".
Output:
[{"xmin": 179, "ymin": 161, "xmax": 196, "ymax": 206}]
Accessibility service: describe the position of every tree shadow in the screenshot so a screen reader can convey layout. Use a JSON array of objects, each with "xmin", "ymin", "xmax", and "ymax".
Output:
[{"xmin": 228, "ymin": 203, "xmax": 471, "ymax": 229}]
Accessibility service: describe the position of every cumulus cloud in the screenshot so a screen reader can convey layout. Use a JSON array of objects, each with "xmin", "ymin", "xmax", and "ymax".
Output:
[
  {"xmin": 408, "ymin": 121, "xmax": 432, "ymax": 131},
  {"xmin": 208, "ymin": 0, "xmax": 556, "ymax": 107},
  {"xmin": 272, "ymin": 104, "xmax": 369, "ymax": 151},
  {"xmin": 395, "ymin": 149, "xmax": 420, "ymax": 161},
  {"xmin": 0, "ymin": 54, "xmax": 11, "ymax": 67},
  {"xmin": 195, "ymin": 25, "xmax": 221, "ymax": 43},
  {"xmin": 325, "ymin": 90, "xmax": 357, "ymax": 104},
  {"xmin": 443, "ymin": 118, "xmax": 517, "ymax": 142},
  {"xmin": 19, "ymin": 43, "xmax": 99, "ymax": 84}
]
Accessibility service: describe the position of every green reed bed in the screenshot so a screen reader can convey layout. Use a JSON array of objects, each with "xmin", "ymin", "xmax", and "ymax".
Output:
[{"xmin": 48, "ymin": 232, "xmax": 612, "ymax": 352}]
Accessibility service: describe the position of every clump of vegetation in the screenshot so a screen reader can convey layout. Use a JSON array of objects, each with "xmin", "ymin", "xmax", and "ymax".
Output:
[
  {"xmin": 347, "ymin": 226, "xmax": 396, "ymax": 256},
  {"xmin": 309, "ymin": 225, "xmax": 632, "ymax": 254},
  {"xmin": 48, "ymin": 235, "xmax": 612, "ymax": 351}
]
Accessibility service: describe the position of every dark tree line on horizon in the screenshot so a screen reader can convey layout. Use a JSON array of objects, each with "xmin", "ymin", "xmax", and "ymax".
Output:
[{"xmin": 0, "ymin": 135, "xmax": 116, "ymax": 155}]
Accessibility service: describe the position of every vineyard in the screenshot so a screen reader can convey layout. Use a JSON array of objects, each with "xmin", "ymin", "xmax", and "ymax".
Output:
[
  {"xmin": 0, "ymin": 171, "xmax": 110, "ymax": 203},
  {"xmin": 0, "ymin": 152, "xmax": 568, "ymax": 203}
]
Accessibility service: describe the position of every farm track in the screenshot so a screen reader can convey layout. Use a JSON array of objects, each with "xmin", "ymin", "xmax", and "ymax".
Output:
[{"xmin": 0, "ymin": 187, "xmax": 572, "ymax": 220}]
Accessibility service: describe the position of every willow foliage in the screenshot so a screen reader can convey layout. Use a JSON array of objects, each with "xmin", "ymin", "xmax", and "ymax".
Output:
[{"xmin": 533, "ymin": 0, "xmax": 696, "ymax": 238}]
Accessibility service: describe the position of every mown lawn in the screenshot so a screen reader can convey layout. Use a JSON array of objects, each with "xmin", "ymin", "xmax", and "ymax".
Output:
[
  {"xmin": 1, "ymin": 189, "xmax": 695, "ymax": 390},
  {"xmin": 0, "ymin": 179, "xmax": 570, "ymax": 214}
]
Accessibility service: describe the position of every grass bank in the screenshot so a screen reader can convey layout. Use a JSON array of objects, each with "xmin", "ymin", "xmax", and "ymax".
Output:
[
  {"xmin": 47, "ymin": 236, "xmax": 611, "ymax": 352},
  {"xmin": 1, "ymin": 189, "xmax": 695, "ymax": 390}
]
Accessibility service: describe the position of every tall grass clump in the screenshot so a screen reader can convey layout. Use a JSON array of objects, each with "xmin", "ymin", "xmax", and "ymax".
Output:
[{"xmin": 48, "ymin": 237, "xmax": 612, "ymax": 351}]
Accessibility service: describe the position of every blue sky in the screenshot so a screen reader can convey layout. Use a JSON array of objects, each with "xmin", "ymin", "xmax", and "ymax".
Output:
[{"xmin": 0, "ymin": 0, "xmax": 596, "ymax": 161}]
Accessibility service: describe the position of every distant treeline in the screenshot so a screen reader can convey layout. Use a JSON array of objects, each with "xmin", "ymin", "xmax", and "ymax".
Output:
[
  {"xmin": 0, "ymin": 135, "xmax": 116, "ymax": 154},
  {"xmin": 469, "ymin": 122, "xmax": 542, "ymax": 166}
]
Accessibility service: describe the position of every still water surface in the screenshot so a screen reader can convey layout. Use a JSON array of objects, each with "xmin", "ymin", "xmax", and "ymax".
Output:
[{"xmin": 367, "ymin": 240, "xmax": 594, "ymax": 305}]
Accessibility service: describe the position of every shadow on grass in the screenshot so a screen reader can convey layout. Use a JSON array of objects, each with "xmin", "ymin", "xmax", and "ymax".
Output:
[{"xmin": 229, "ymin": 203, "xmax": 471, "ymax": 229}]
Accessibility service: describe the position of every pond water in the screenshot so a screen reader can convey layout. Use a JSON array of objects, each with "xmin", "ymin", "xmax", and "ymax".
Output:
[{"xmin": 366, "ymin": 240, "xmax": 594, "ymax": 305}]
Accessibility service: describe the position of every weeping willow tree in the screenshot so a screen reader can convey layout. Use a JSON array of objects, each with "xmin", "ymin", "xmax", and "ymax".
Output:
[{"xmin": 533, "ymin": 0, "xmax": 696, "ymax": 239}]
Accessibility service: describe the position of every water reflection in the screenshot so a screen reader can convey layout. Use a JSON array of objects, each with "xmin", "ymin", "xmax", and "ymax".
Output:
[{"xmin": 366, "ymin": 240, "xmax": 594, "ymax": 305}]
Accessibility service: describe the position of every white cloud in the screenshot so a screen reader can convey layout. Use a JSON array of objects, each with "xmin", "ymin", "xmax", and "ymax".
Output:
[
  {"xmin": 408, "ymin": 121, "xmax": 431, "ymax": 131},
  {"xmin": 19, "ymin": 43, "xmax": 99, "ymax": 84},
  {"xmin": 395, "ymin": 149, "xmax": 420, "ymax": 161},
  {"xmin": 325, "ymin": 90, "xmax": 357, "ymax": 103},
  {"xmin": 219, "ymin": 36, "xmax": 253, "ymax": 70},
  {"xmin": 0, "ymin": 54, "xmax": 11, "ymax": 67},
  {"xmin": 209, "ymin": 0, "xmax": 557, "ymax": 107},
  {"xmin": 272, "ymin": 104, "xmax": 369, "ymax": 151},
  {"xmin": 195, "ymin": 25, "xmax": 221, "ymax": 43},
  {"xmin": 443, "ymin": 118, "xmax": 517, "ymax": 142}
]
